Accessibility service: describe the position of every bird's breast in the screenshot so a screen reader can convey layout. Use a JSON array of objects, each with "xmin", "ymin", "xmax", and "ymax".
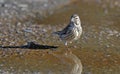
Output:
[{"xmin": 74, "ymin": 26, "xmax": 82, "ymax": 40}]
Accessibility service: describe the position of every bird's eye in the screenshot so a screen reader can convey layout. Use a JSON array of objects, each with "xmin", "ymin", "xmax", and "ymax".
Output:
[{"xmin": 75, "ymin": 18, "xmax": 78, "ymax": 19}]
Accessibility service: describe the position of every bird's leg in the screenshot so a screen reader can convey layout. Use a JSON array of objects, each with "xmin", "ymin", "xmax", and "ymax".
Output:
[
  {"xmin": 64, "ymin": 41, "xmax": 69, "ymax": 50},
  {"xmin": 65, "ymin": 42, "xmax": 67, "ymax": 46},
  {"xmin": 64, "ymin": 42, "xmax": 72, "ymax": 53}
]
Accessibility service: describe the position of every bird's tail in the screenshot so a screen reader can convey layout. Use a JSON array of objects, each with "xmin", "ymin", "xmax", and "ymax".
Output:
[{"xmin": 52, "ymin": 31, "xmax": 61, "ymax": 35}]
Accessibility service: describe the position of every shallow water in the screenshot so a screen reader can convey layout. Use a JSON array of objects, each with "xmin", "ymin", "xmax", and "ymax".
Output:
[{"xmin": 0, "ymin": 0, "xmax": 120, "ymax": 74}]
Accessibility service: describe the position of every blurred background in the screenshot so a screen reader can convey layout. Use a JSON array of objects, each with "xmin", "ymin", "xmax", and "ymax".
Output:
[{"xmin": 0, "ymin": 0, "xmax": 120, "ymax": 74}]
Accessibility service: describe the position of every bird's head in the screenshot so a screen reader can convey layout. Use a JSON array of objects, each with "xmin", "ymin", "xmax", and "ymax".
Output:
[{"xmin": 70, "ymin": 14, "xmax": 81, "ymax": 26}]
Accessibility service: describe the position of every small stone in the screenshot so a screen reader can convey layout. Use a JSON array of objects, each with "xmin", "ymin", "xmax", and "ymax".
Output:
[
  {"xmin": 18, "ymin": 4, "xmax": 28, "ymax": 8},
  {"xmin": 24, "ymin": 29, "xmax": 33, "ymax": 33}
]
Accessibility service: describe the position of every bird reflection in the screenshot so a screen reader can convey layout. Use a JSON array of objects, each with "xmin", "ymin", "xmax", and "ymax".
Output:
[{"xmin": 49, "ymin": 52, "xmax": 82, "ymax": 74}]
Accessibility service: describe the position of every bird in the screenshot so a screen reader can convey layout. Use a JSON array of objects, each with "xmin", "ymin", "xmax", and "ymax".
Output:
[{"xmin": 53, "ymin": 14, "xmax": 82, "ymax": 46}]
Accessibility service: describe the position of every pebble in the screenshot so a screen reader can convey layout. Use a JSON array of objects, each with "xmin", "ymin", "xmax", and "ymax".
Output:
[{"xmin": 24, "ymin": 29, "xmax": 33, "ymax": 33}]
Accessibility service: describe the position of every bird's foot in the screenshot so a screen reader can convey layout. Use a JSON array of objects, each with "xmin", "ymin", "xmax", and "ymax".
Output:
[{"xmin": 65, "ymin": 47, "xmax": 72, "ymax": 54}]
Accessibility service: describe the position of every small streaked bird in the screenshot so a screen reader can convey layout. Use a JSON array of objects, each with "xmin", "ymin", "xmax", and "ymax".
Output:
[{"xmin": 53, "ymin": 14, "xmax": 82, "ymax": 46}]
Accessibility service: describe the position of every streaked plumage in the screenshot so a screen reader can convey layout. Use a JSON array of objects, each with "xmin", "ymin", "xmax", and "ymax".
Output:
[{"xmin": 53, "ymin": 14, "xmax": 82, "ymax": 45}]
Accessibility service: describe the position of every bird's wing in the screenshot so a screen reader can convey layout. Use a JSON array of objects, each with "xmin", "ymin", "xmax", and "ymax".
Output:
[
  {"xmin": 61, "ymin": 23, "xmax": 72, "ymax": 34},
  {"xmin": 53, "ymin": 23, "xmax": 73, "ymax": 35}
]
